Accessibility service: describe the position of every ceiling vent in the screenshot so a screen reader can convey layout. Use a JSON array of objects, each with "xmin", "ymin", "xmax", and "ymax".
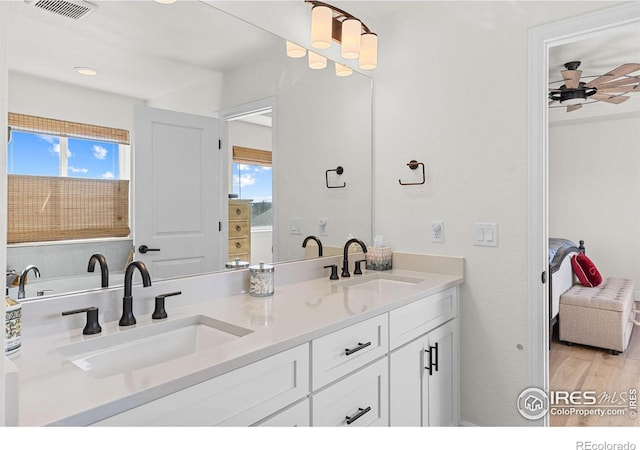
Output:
[{"xmin": 25, "ymin": 0, "xmax": 98, "ymax": 20}]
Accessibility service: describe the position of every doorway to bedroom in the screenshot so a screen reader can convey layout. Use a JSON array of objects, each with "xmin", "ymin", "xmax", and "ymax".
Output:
[{"xmin": 530, "ymin": 1, "xmax": 640, "ymax": 427}]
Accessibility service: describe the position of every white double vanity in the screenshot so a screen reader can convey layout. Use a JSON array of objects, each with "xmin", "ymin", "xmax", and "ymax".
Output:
[{"xmin": 7, "ymin": 252, "xmax": 463, "ymax": 427}]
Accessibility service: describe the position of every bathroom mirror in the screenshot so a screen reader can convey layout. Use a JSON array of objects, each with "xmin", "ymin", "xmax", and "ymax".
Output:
[{"xmin": 5, "ymin": 0, "xmax": 372, "ymax": 299}]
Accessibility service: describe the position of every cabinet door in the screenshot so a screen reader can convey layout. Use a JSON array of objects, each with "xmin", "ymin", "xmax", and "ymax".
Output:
[
  {"xmin": 389, "ymin": 319, "xmax": 458, "ymax": 427},
  {"xmin": 424, "ymin": 319, "xmax": 457, "ymax": 427},
  {"xmin": 312, "ymin": 357, "xmax": 388, "ymax": 427},
  {"xmin": 389, "ymin": 334, "xmax": 428, "ymax": 426}
]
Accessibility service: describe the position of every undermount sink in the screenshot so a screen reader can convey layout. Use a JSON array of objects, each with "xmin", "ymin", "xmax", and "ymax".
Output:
[
  {"xmin": 337, "ymin": 273, "xmax": 424, "ymax": 293},
  {"xmin": 57, "ymin": 315, "xmax": 253, "ymax": 379}
]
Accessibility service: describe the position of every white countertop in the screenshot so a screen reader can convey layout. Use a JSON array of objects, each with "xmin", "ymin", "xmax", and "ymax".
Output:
[{"xmin": 12, "ymin": 268, "xmax": 463, "ymax": 426}]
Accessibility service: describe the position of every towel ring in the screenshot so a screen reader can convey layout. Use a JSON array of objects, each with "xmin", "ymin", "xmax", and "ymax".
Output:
[
  {"xmin": 326, "ymin": 166, "xmax": 346, "ymax": 189},
  {"xmin": 399, "ymin": 160, "xmax": 425, "ymax": 185}
]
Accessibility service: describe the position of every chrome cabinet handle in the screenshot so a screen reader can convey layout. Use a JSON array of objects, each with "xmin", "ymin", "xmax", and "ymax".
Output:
[
  {"xmin": 345, "ymin": 406, "xmax": 371, "ymax": 425},
  {"xmin": 345, "ymin": 341, "xmax": 371, "ymax": 356}
]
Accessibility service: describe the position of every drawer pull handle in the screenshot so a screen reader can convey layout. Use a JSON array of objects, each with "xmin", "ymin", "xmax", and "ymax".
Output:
[
  {"xmin": 235, "ymin": 208, "xmax": 242, "ymax": 215},
  {"xmin": 424, "ymin": 342, "xmax": 439, "ymax": 376},
  {"xmin": 235, "ymin": 225, "xmax": 242, "ymax": 232},
  {"xmin": 345, "ymin": 341, "xmax": 371, "ymax": 356},
  {"xmin": 345, "ymin": 406, "xmax": 371, "ymax": 425},
  {"xmin": 235, "ymin": 242, "xmax": 242, "ymax": 249}
]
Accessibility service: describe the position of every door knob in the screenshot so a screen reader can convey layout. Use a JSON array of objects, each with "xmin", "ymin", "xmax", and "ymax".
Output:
[{"xmin": 138, "ymin": 245, "xmax": 160, "ymax": 254}]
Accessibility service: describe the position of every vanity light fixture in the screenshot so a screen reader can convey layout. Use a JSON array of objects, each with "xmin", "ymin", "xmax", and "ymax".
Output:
[
  {"xmin": 74, "ymin": 66, "xmax": 99, "ymax": 76},
  {"xmin": 335, "ymin": 62, "xmax": 353, "ymax": 77},
  {"xmin": 305, "ymin": 0, "xmax": 378, "ymax": 71},
  {"xmin": 308, "ymin": 51, "xmax": 327, "ymax": 70},
  {"xmin": 286, "ymin": 41, "xmax": 307, "ymax": 58}
]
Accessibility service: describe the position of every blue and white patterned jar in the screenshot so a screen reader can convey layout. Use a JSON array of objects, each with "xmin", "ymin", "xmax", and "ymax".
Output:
[{"xmin": 5, "ymin": 296, "xmax": 22, "ymax": 356}]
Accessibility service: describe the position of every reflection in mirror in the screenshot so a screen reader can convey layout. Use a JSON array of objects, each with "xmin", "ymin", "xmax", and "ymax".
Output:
[{"xmin": 5, "ymin": 0, "xmax": 372, "ymax": 300}]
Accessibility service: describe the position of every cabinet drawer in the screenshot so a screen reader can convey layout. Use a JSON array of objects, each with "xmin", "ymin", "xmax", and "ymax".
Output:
[
  {"xmin": 255, "ymin": 398, "xmax": 310, "ymax": 427},
  {"xmin": 91, "ymin": 344, "xmax": 309, "ymax": 426},
  {"xmin": 312, "ymin": 357, "xmax": 388, "ymax": 427},
  {"xmin": 389, "ymin": 287, "xmax": 457, "ymax": 349},
  {"xmin": 229, "ymin": 203, "xmax": 250, "ymax": 220},
  {"xmin": 229, "ymin": 237, "xmax": 250, "ymax": 254},
  {"xmin": 229, "ymin": 220, "xmax": 250, "ymax": 238},
  {"xmin": 312, "ymin": 314, "xmax": 388, "ymax": 389}
]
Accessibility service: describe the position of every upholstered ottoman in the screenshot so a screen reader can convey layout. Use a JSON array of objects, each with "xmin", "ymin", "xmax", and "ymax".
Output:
[{"xmin": 559, "ymin": 277, "xmax": 636, "ymax": 354}]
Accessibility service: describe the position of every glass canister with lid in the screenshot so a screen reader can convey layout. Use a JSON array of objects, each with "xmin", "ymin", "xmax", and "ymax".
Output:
[{"xmin": 249, "ymin": 261, "xmax": 274, "ymax": 297}]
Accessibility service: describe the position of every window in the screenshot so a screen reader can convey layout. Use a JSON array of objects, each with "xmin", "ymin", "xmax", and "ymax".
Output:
[
  {"xmin": 6, "ymin": 113, "xmax": 131, "ymax": 244},
  {"xmin": 232, "ymin": 146, "xmax": 272, "ymax": 227}
]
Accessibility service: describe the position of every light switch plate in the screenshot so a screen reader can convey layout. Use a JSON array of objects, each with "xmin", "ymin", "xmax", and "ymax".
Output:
[
  {"xmin": 473, "ymin": 222, "xmax": 498, "ymax": 247},
  {"xmin": 290, "ymin": 217, "xmax": 303, "ymax": 235}
]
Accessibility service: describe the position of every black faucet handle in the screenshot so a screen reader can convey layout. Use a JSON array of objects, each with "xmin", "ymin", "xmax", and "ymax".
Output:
[
  {"xmin": 62, "ymin": 306, "xmax": 102, "ymax": 335},
  {"xmin": 323, "ymin": 265, "xmax": 339, "ymax": 280},
  {"xmin": 354, "ymin": 259, "xmax": 367, "ymax": 275},
  {"xmin": 152, "ymin": 291, "xmax": 182, "ymax": 320}
]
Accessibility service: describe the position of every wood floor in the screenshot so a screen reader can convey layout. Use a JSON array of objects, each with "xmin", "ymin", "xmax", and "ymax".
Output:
[{"xmin": 549, "ymin": 309, "xmax": 640, "ymax": 427}]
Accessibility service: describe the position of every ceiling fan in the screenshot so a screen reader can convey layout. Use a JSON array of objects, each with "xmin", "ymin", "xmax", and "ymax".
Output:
[{"xmin": 549, "ymin": 61, "xmax": 640, "ymax": 112}]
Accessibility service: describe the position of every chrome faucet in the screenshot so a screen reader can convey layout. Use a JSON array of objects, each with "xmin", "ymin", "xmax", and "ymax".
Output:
[
  {"xmin": 341, "ymin": 238, "xmax": 368, "ymax": 278},
  {"xmin": 87, "ymin": 253, "xmax": 109, "ymax": 288},
  {"xmin": 302, "ymin": 235, "xmax": 323, "ymax": 257},
  {"xmin": 18, "ymin": 265, "xmax": 40, "ymax": 299},
  {"xmin": 119, "ymin": 260, "xmax": 152, "ymax": 327}
]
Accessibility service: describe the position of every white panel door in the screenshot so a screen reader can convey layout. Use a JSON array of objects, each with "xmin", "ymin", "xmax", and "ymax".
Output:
[{"xmin": 134, "ymin": 105, "xmax": 222, "ymax": 279}]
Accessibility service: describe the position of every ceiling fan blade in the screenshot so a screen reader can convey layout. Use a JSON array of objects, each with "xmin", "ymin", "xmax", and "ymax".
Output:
[
  {"xmin": 592, "ymin": 77, "xmax": 640, "ymax": 90},
  {"xmin": 566, "ymin": 104, "xmax": 582, "ymax": 112},
  {"xmin": 591, "ymin": 93, "xmax": 630, "ymax": 104},
  {"xmin": 597, "ymin": 85, "xmax": 640, "ymax": 94},
  {"xmin": 561, "ymin": 69, "xmax": 581, "ymax": 89},
  {"xmin": 586, "ymin": 63, "xmax": 640, "ymax": 88}
]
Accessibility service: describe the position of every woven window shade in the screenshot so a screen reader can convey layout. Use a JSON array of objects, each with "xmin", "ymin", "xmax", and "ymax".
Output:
[
  {"xmin": 232, "ymin": 146, "xmax": 272, "ymax": 167},
  {"xmin": 8, "ymin": 112, "xmax": 129, "ymax": 144},
  {"xmin": 7, "ymin": 175, "xmax": 130, "ymax": 244}
]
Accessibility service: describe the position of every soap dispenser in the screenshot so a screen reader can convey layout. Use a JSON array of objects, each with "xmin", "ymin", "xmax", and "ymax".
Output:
[{"xmin": 5, "ymin": 287, "xmax": 22, "ymax": 356}]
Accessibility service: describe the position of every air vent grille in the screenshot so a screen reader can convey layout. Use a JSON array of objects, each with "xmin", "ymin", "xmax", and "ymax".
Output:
[{"xmin": 29, "ymin": 0, "xmax": 97, "ymax": 20}]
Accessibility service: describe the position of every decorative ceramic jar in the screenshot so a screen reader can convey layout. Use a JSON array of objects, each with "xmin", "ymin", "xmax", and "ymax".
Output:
[{"xmin": 5, "ymin": 294, "xmax": 22, "ymax": 356}]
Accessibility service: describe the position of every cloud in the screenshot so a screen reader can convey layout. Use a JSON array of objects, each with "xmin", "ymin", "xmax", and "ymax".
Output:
[
  {"xmin": 68, "ymin": 166, "xmax": 89, "ymax": 174},
  {"xmin": 101, "ymin": 171, "xmax": 115, "ymax": 179},
  {"xmin": 233, "ymin": 173, "xmax": 256, "ymax": 188},
  {"xmin": 93, "ymin": 145, "xmax": 108, "ymax": 160},
  {"xmin": 49, "ymin": 143, "xmax": 72, "ymax": 158}
]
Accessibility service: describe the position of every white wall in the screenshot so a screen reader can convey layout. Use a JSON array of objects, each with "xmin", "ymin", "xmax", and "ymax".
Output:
[
  {"xmin": 371, "ymin": 1, "xmax": 618, "ymax": 426},
  {"xmin": 549, "ymin": 113, "xmax": 640, "ymax": 296}
]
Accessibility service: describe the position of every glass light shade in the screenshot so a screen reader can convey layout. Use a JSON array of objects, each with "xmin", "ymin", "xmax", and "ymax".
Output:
[
  {"xmin": 335, "ymin": 62, "xmax": 353, "ymax": 77},
  {"xmin": 311, "ymin": 5, "xmax": 332, "ymax": 49},
  {"xmin": 560, "ymin": 97, "xmax": 586, "ymax": 106},
  {"xmin": 341, "ymin": 18, "xmax": 362, "ymax": 59},
  {"xmin": 359, "ymin": 33, "xmax": 378, "ymax": 70},
  {"xmin": 308, "ymin": 51, "xmax": 327, "ymax": 70},
  {"xmin": 286, "ymin": 41, "xmax": 307, "ymax": 58}
]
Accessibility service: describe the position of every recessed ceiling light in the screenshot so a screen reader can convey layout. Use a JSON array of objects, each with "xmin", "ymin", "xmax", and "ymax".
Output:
[
  {"xmin": 74, "ymin": 66, "xmax": 99, "ymax": 76},
  {"xmin": 154, "ymin": 0, "xmax": 177, "ymax": 4}
]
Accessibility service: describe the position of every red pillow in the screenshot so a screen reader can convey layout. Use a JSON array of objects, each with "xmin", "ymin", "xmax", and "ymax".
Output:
[{"xmin": 571, "ymin": 253, "xmax": 602, "ymax": 287}]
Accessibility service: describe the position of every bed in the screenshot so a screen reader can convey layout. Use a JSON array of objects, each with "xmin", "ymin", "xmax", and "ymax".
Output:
[{"xmin": 548, "ymin": 238, "xmax": 585, "ymax": 340}]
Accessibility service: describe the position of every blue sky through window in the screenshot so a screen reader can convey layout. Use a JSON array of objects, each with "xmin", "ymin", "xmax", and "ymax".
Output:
[
  {"xmin": 232, "ymin": 163, "xmax": 272, "ymax": 202},
  {"xmin": 8, "ymin": 130, "xmax": 120, "ymax": 179}
]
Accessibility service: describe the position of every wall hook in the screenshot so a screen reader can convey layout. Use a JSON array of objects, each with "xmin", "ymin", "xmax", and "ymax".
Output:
[
  {"xmin": 399, "ymin": 160, "xmax": 425, "ymax": 185},
  {"xmin": 326, "ymin": 166, "xmax": 346, "ymax": 188}
]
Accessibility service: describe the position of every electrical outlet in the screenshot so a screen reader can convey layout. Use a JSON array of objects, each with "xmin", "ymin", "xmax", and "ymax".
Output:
[
  {"xmin": 431, "ymin": 221, "xmax": 444, "ymax": 243},
  {"xmin": 319, "ymin": 218, "xmax": 328, "ymax": 236}
]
